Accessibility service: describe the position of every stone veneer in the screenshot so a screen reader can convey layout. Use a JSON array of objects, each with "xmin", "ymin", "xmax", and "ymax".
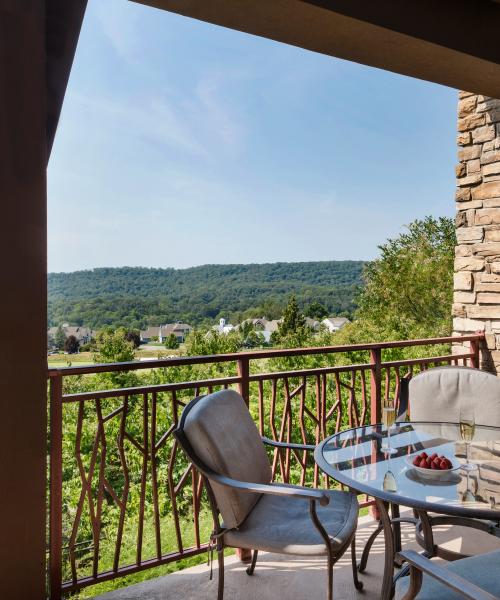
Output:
[{"xmin": 453, "ymin": 91, "xmax": 500, "ymax": 373}]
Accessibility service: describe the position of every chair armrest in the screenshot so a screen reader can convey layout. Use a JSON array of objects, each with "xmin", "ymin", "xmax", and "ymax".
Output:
[
  {"xmin": 206, "ymin": 467, "xmax": 330, "ymax": 506},
  {"xmin": 397, "ymin": 550, "xmax": 500, "ymax": 600},
  {"xmin": 262, "ymin": 436, "xmax": 316, "ymax": 452}
]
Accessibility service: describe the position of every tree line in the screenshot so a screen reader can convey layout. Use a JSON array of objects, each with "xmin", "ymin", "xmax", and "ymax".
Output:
[{"xmin": 48, "ymin": 261, "xmax": 364, "ymax": 330}]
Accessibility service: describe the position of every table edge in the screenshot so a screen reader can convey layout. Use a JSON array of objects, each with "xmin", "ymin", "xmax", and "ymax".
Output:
[{"xmin": 314, "ymin": 424, "xmax": 500, "ymax": 521}]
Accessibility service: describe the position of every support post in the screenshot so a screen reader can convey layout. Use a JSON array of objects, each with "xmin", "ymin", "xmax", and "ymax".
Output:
[
  {"xmin": 369, "ymin": 347, "xmax": 382, "ymax": 425},
  {"xmin": 49, "ymin": 375, "xmax": 63, "ymax": 600},
  {"xmin": 470, "ymin": 333, "xmax": 481, "ymax": 369},
  {"xmin": 237, "ymin": 356, "xmax": 250, "ymax": 407},
  {"xmin": 0, "ymin": 3, "xmax": 48, "ymax": 599}
]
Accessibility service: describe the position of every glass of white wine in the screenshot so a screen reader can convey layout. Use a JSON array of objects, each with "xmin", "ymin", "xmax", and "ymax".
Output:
[
  {"xmin": 381, "ymin": 402, "xmax": 397, "ymax": 455},
  {"xmin": 460, "ymin": 406, "xmax": 477, "ymax": 471}
]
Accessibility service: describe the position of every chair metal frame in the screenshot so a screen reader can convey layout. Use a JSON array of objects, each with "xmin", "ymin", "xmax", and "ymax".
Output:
[
  {"xmin": 396, "ymin": 549, "xmax": 500, "ymax": 600},
  {"xmin": 174, "ymin": 394, "xmax": 363, "ymax": 600}
]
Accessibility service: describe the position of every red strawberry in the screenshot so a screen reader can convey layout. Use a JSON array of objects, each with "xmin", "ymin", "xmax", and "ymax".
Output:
[
  {"xmin": 431, "ymin": 462, "xmax": 439, "ymax": 469},
  {"xmin": 430, "ymin": 453, "xmax": 438, "ymax": 461},
  {"xmin": 439, "ymin": 460, "xmax": 449, "ymax": 470},
  {"xmin": 413, "ymin": 456, "xmax": 421, "ymax": 466},
  {"xmin": 420, "ymin": 452, "xmax": 428, "ymax": 459}
]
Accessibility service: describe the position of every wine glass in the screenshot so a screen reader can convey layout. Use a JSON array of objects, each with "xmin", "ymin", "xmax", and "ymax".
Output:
[
  {"xmin": 381, "ymin": 401, "xmax": 397, "ymax": 455},
  {"xmin": 459, "ymin": 406, "xmax": 477, "ymax": 471}
]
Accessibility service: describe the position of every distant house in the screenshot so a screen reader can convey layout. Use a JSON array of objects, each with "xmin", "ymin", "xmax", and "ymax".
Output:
[
  {"xmin": 47, "ymin": 324, "xmax": 95, "ymax": 347},
  {"xmin": 322, "ymin": 317, "xmax": 350, "ymax": 332},
  {"xmin": 236, "ymin": 317, "xmax": 281, "ymax": 343},
  {"xmin": 304, "ymin": 317, "xmax": 321, "ymax": 331},
  {"xmin": 214, "ymin": 318, "xmax": 235, "ymax": 334},
  {"xmin": 140, "ymin": 323, "xmax": 192, "ymax": 344}
]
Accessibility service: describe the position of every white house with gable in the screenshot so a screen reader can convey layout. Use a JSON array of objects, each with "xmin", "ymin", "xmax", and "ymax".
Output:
[{"xmin": 322, "ymin": 317, "xmax": 350, "ymax": 332}]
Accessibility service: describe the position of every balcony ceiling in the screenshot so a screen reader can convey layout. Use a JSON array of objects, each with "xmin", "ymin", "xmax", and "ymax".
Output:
[
  {"xmin": 47, "ymin": 0, "xmax": 500, "ymax": 160},
  {"xmin": 132, "ymin": 0, "xmax": 500, "ymax": 98}
]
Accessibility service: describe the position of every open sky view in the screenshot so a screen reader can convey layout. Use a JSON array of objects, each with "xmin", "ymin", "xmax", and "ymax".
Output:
[{"xmin": 48, "ymin": 0, "xmax": 458, "ymax": 273}]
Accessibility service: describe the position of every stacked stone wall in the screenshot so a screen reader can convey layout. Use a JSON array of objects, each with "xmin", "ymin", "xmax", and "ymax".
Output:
[{"xmin": 453, "ymin": 91, "xmax": 500, "ymax": 372}]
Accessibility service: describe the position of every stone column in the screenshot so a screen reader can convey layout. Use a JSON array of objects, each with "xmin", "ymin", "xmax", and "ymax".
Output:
[{"xmin": 453, "ymin": 91, "xmax": 500, "ymax": 372}]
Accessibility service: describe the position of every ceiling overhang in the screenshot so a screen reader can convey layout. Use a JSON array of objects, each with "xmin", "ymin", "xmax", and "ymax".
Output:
[
  {"xmin": 46, "ymin": 0, "xmax": 500, "ymax": 159},
  {"xmin": 132, "ymin": 0, "xmax": 500, "ymax": 98}
]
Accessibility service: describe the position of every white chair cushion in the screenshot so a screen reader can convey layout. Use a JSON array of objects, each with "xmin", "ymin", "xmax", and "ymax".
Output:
[{"xmin": 409, "ymin": 366, "xmax": 500, "ymax": 426}]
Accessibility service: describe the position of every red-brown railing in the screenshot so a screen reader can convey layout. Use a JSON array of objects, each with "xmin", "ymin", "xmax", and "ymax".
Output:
[{"xmin": 47, "ymin": 334, "xmax": 483, "ymax": 598}]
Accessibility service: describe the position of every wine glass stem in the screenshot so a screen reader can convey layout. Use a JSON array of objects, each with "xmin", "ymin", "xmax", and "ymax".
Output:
[
  {"xmin": 466, "ymin": 441, "xmax": 470, "ymax": 465},
  {"xmin": 387, "ymin": 425, "xmax": 391, "ymax": 448}
]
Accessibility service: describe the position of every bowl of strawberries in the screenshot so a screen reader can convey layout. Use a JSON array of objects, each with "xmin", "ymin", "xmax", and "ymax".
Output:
[{"xmin": 405, "ymin": 451, "xmax": 460, "ymax": 479}]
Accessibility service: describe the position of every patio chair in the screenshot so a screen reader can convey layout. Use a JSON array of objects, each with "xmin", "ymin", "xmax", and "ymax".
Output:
[
  {"xmin": 408, "ymin": 365, "xmax": 500, "ymax": 561},
  {"xmin": 174, "ymin": 389, "xmax": 362, "ymax": 600},
  {"xmin": 395, "ymin": 549, "xmax": 500, "ymax": 600}
]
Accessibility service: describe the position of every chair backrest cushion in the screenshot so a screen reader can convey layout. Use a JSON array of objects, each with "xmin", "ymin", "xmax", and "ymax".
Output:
[
  {"xmin": 409, "ymin": 366, "xmax": 500, "ymax": 426},
  {"xmin": 182, "ymin": 389, "xmax": 272, "ymax": 528}
]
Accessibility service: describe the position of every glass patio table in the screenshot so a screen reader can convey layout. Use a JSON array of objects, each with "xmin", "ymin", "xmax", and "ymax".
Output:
[{"xmin": 314, "ymin": 422, "xmax": 500, "ymax": 600}]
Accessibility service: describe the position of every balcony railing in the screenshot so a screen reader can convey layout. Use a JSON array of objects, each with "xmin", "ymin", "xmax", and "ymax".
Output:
[{"xmin": 47, "ymin": 333, "xmax": 483, "ymax": 599}]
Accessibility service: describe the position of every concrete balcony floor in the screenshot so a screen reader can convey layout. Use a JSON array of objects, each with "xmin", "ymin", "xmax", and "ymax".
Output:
[{"xmin": 94, "ymin": 512, "xmax": 500, "ymax": 600}]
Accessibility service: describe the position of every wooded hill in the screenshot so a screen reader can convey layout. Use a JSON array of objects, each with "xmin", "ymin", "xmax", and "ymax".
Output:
[{"xmin": 48, "ymin": 261, "xmax": 365, "ymax": 330}]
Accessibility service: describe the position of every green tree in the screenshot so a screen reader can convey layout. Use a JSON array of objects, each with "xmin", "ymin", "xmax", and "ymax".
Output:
[
  {"xmin": 125, "ymin": 330, "xmax": 141, "ymax": 348},
  {"xmin": 242, "ymin": 330, "xmax": 266, "ymax": 348},
  {"xmin": 54, "ymin": 325, "xmax": 66, "ymax": 350},
  {"xmin": 238, "ymin": 320, "xmax": 255, "ymax": 339},
  {"xmin": 304, "ymin": 301, "xmax": 328, "ymax": 320},
  {"xmin": 184, "ymin": 329, "xmax": 242, "ymax": 356},
  {"xmin": 275, "ymin": 295, "xmax": 306, "ymax": 338},
  {"xmin": 165, "ymin": 333, "xmax": 180, "ymax": 349},
  {"xmin": 93, "ymin": 327, "xmax": 136, "ymax": 364},
  {"xmin": 341, "ymin": 216, "xmax": 456, "ymax": 343},
  {"xmin": 64, "ymin": 335, "xmax": 80, "ymax": 354}
]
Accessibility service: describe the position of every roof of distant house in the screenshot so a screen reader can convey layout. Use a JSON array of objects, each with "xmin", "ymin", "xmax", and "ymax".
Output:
[
  {"xmin": 48, "ymin": 325, "xmax": 95, "ymax": 339},
  {"xmin": 304, "ymin": 317, "xmax": 321, "ymax": 329},
  {"xmin": 140, "ymin": 323, "xmax": 192, "ymax": 338},
  {"xmin": 170, "ymin": 323, "xmax": 192, "ymax": 331},
  {"xmin": 239, "ymin": 318, "xmax": 281, "ymax": 332},
  {"xmin": 322, "ymin": 317, "xmax": 350, "ymax": 327}
]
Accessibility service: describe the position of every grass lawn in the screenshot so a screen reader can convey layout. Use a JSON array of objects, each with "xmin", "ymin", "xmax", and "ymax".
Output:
[
  {"xmin": 47, "ymin": 346, "xmax": 186, "ymax": 370},
  {"xmin": 47, "ymin": 352, "xmax": 94, "ymax": 368}
]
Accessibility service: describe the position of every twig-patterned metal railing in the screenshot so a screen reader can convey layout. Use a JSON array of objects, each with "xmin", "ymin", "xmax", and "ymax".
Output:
[{"xmin": 47, "ymin": 334, "xmax": 483, "ymax": 598}]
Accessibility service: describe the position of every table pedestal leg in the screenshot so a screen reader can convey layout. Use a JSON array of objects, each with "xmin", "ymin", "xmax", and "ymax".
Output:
[{"xmin": 376, "ymin": 498, "xmax": 395, "ymax": 600}]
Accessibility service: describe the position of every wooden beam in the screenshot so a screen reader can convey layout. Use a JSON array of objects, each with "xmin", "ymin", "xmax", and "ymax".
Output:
[
  {"xmin": 0, "ymin": 1, "xmax": 47, "ymax": 598},
  {"xmin": 131, "ymin": 0, "xmax": 500, "ymax": 98},
  {"xmin": 46, "ymin": 0, "xmax": 88, "ymax": 157},
  {"xmin": 304, "ymin": 0, "xmax": 500, "ymax": 66}
]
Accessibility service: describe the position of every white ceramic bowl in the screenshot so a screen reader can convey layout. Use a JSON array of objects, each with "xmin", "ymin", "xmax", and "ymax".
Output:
[{"xmin": 404, "ymin": 454, "xmax": 461, "ymax": 479}]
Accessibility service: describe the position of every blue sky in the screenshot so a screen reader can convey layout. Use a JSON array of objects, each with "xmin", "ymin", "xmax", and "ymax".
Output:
[{"xmin": 48, "ymin": 0, "xmax": 458, "ymax": 273}]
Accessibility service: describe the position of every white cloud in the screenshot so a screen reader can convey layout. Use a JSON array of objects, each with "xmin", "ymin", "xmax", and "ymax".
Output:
[{"xmin": 65, "ymin": 89, "xmax": 208, "ymax": 157}]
